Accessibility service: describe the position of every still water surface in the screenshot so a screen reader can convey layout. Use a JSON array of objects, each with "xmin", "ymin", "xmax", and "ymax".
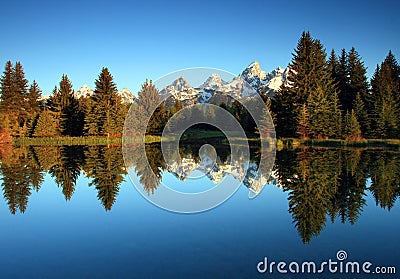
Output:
[{"xmin": 0, "ymin": 143, "xmax": 399, "ymax": 278}]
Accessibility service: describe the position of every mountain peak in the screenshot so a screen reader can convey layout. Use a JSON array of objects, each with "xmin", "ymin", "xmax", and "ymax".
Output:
[
  {"xmin": 241, "ymin": 61, "xmax": 267, "ymax": 88},
  {"xmin": 200, "ymin": 73, "xmax": 224, "ymax": 90},
  {"xmin": 172, "ymin": 76, "xmax": 191, "ymax": 89}
]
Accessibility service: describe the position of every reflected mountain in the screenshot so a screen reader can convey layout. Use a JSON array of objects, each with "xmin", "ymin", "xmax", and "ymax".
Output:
[{"xmin": 1, "ymin": 144, "xmax": 400, "ymax": 244}]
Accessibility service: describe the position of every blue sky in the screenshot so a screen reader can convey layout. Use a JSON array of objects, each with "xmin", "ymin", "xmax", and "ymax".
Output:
[{"xmin": 0, "ymin": 0, "xmax": 399, "ymax": 95}]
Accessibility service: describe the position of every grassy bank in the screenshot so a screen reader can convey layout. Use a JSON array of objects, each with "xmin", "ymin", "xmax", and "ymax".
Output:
[
  {"xmin": 278, "ymin": 138, "xmax": 400, "ymax": 150},
  {"xmin": 12, "ymin": 134, "xmax": 400, "ymax": 150},
  {"xmin": 13, "ymin": 136, "xmax": 124, "ymax": 146},
  {"xmin": 12, "ymin": 135, "xmax": 171, "ymax": 146}
]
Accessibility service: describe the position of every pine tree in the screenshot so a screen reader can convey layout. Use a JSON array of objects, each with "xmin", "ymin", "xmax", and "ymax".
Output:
[
  {"xmin": 33, "ymin": 109, "xmax": 59, "ymax": 137},
  {"xmin": 307, "ymin": 87, "xmax": 339, "ymax": 138},
  {"xmin": 0, "ymin": 61, "xmax": 31, "ymax": 136},
  {"xmin": 13, "ymin": 62, "xmax": 29, "ymax": 127},
  {"xmin": 353, "ymin": 93, "xmax": 369, "ymax": 136},
  {"xmin": 297, "ymin": 103, "xmax": 310, "ymax": 139},
  {"xmin": 0, "ymin": 61, "xmax": 15, "ymax": 113},
  {"xmin": 327, "ymin": 49, "xmax": 339, "ymax": 81},
  {"xmin": 83, "ymin": 146, "xmax": 126, "ymax": 210},
  {"xmin": 370, "ymin": 51, "xmax": 400, "ymax": 138},
  {"xmin": 336, "ymin": 49, "xmax": 350, "ymax": 108},
  {"xmin": 274, "ymin": 32, "xmax": 340, "ymax": 138},
  {"xmin": 85, "ymin": 68, "xmax": 125, "ymax": 136},
  {"xmin": 342, "ymin": 110, "xmax": 361, "ymax": 140},
  {"xmin": 26, "ymin": 81, "xmax": 42, "ymax": 136},
  {"xmin": 129, "ymin": 80, "xmax": 161, "ymax": 135},
  {"xmin": 346, "ymin": 47, "xmax": 369, "ymax": 112}
]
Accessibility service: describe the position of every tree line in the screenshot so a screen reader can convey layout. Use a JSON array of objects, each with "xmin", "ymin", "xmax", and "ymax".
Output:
[
  {"xmin": 0, "ymin": 145, "xmax": 126, "ymax": 212},
  {"xmin": 0, "ymin": 65, "xmax": 128, "ymax": 140},
  {"xmin": 1, "ymin": 31, "xmax": 399, "ymax": 140},
  {"xmin": 272, "ymin": 31, "xmax": 400, "ymax": 140}
]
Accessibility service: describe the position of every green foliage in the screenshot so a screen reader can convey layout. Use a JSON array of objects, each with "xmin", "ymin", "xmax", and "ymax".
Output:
[
  {"xmin": 342, "ymin": 110, "xmax": 362, "ymax": 140},
  {"xmin": 0, "ymin": 147, "xmax": 43, "ymax": 214},
  {"xmin": 49, "ymin": 146, "xmax": 83, "ymax": 200},
  {"xmin": 83, "ymin": 145, "xmax": 126, "ymax": 210},
  {"xmin": 85, "ymin": 68, "xmax": 125, "ymax": 136},
  {"xmin": 273, "ymin": 32, "xmax": 340, "ymax": 139},
  {"xmin": 369, "ymin": 51, "xmax": 400, "ymax": 138},
  {"xmin": 297, "ymin": 103, "xmax": 310, "ymax": 139},
  {"xmin": 0, "ymin": 61, "xmax": 38, "ymax": 137},
  {"xmin": 33, "ymin": 109, "xmax": 59, "ymax": 137}
]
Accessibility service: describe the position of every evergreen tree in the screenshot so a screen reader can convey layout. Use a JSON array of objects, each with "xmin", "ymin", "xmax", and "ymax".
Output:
[
  {"xmin": 0, "ymin": 147, "xmax": 34, "ymax": 214},
  {"xmin": 327, "ymin": 49, "xmax": 339, "ymax": 81},
  {"xmin": 13, "ymin": 62, "xmax": 29, "ymax": 128},
  {"xmin": 353, "ymin": 93, "xmax": 370, "ymax": 136},
  {"xmin": 33, "ymin": 109, "xmax": 59, "ymax": 137},
  {"xmin": 128, "ymin": 80, "xmax": 161, "ymax": 135},
  {"xmin": 83, "ymin": 145, "xmax": 126, "ymax": 210},
  {"xmin": 0, "ymin": 61, "xmax": 31, "ymax": 136},
  {"xmin": 369, "ymin": 51, "xmax": 400, "ymax": 138},
  {"xmin": 49, "ymin": 146, "xmax": 83, "ymax": 201},
  {"xmin": 342, "ymin": 110, "xmax": 362, "ymax": 140},
  {"xmin": 336, "ymin": 49, "xmax": 350, "ymax": 109},
  {"xmin": 297, "ymin": 103, "xmax": 310, "ymax": 139},
  {"xmin": 274, "ymin": 32, "xmax": 340, "ymax": 138},
  {"xmin": 346, "ymin": 47, "xmax": 369, "ymax": 112},
  {"xmin": 0, "ymin": 61, "xmax": 15, "ymax": 113},
  {"xmin": 58, "ymin": 75, "xmax": 83, "ymax": 136},
  {"xmin": 85, "ymin": 68, "xmax": 125, "ymax": 136},
  {"xmin": 27, "ymin": 81, "xmax": 42, "ymax": 114},
  {"xmin": 26, "ymin": 81, "xmax": 42, "ymax": 136},
  {"xmin": 307, "ymin": 86, "xmax": 341, "ymax": 138}
]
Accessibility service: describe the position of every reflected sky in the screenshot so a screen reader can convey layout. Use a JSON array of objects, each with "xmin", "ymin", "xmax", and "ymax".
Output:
[{"xmin": 0, "ymin": 145, "xmax": 399, "ymax": 278}]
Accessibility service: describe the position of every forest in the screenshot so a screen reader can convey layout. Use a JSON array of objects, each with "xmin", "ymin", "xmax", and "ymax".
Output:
[{"xmin": 0, "ymin": 31, "xmax": 399, "ymax": 142}]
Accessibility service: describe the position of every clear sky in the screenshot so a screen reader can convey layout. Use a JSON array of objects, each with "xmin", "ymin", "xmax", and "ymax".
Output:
[{"xmin": 1, "ymin": 0, "xmax": 399, "ymax": 95}]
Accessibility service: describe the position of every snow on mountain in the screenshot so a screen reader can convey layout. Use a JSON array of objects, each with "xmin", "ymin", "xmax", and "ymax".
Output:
[
  {"xmin": 118, "ymin": 88, "xmax": 135, "ymax": 104},
  {"xmin": 73, "ymin": 85, "xmax": 135, "ymax": 104},
  {"xmin": 166, "ymin": 154, "xmax": 269, "ymax": 195},
  {"xmin": 161, "ymin": 61, "xmax": 288, "ymax": 105},
  {"xmin": 240, "ymin": 61, "xmax": 290, "ymax": 97},
  {"xmin": 199, "ymin": 73, "xmax": 225, "ymax": 90},
  {"xmin": 160, "ymin": 76, "xmax": 200, "ymax": 104},
  {"xmin": 74, "ymin": 84, "xmax": 94, "ymax": 99},
  {"xmin": 240, "ymin": 61, "xmax": 268, "ymax": 88}
]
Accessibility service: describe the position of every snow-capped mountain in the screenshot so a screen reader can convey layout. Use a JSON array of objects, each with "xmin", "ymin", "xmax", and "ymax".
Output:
[
  {"xmin": 159, "ymin": 61, "xmax": 289, "ymax": 105},
  {"xmin": 240, "ymin": 61, "xmax": 268, "ymax": 88},
  {"xmin": 166, "ymin": 154, "xmax": 271, "ymax": 196},
  {"xmin": 74, "ymin": 85, "xmax": 94, "ymax": 99},
  {"xmin": 160, "ymin": 76, "xmax": 200, "ymax": 105},
  {"xmin": 240, "ymin": 61, "xmax": 290, "ymax": 96},
  {"xmin": 118, "ymin": 88, "xmax": 135, "ymax": 104},
  {"xmin": 74, "ymin": 85, "xmax": 135, "ymax": 104},
  {"xmin": 199, "ymin": 73, "xmax": 226, "ymax": 90}
]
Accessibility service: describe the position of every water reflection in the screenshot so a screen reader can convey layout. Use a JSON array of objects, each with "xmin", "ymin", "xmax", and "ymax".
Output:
[{"xmin": 1, "ymin": 143, "xmax": 400, "ymax": 243}]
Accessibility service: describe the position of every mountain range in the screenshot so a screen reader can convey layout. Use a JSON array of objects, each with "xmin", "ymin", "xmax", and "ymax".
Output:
[
  {"xmin": 41, "ymin": 61, "xmax": 288, "ymax": 105},
  {"xmin": 159, "ymin": 61, "xmax": 289, "ymax": 105},
  {"xmin": 74, "ymin": 85, "xmax": 136, "ymax": 104}
]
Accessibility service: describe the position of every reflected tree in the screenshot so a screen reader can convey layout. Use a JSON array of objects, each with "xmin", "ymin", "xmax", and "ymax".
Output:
[
  {"xmin": 276, "ymin": 148, "xmax": 340, "ymax": 243},
  {"xmin": 369, "ymin": 152, "xmax": 400, "ymax": 210},
  {"xmin": 48, "ymin": 146, "xmax": 84, "ymax": 201},
  {"xmin": 0, "ymin": 146, "xmax": 44, "ymax": 214},
  {"xmin": 328, "ymin": 149, "xmax": 368, "ymax": 224},
  {"xmin": 83, "ymin": 145, "xmax": 126, "ymax": 210}
]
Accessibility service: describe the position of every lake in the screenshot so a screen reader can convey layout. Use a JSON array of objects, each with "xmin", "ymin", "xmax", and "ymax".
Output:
[{"xmin": 0, "ymin": 142, "xmax": 399, "ymax": 278}]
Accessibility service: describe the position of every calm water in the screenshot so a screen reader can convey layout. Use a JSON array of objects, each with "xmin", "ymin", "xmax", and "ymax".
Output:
[{"xmin": 0, "ymin": 142, "xmax": 399, "ymax": 278}]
